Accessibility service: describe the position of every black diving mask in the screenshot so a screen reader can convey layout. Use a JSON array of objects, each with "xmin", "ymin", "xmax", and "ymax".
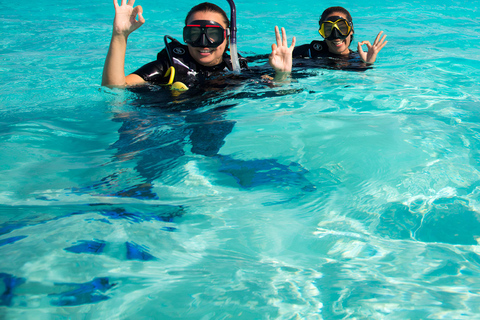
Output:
[
  {"xmin": 319, "ymin": 16, "xmax": 353, "ymax": 41},
  {"xmin": 183, "ymin": 20, "xmax": 229, "ymax": 48}
]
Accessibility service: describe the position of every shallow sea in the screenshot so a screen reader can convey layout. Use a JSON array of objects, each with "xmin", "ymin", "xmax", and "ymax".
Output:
[{"xmin": 1, "ymin": 0, "xmax": 480, "ymax": 319}]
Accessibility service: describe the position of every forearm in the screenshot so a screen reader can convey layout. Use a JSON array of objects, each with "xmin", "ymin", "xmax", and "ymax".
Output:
[{"xmin": 102, "ymin": 34, "xmax": 128, "ymax": 87}]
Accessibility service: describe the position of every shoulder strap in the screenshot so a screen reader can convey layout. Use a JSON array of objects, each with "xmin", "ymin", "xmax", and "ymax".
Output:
[{"xmin": 159, "ymin": 36, "xmax": 189, "ymax": 64}]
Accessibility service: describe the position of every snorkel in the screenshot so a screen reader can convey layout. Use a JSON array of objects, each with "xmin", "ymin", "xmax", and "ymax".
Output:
[{"xmin": 226, "ymin": 0, "xmax": 240, "ymax": 73}]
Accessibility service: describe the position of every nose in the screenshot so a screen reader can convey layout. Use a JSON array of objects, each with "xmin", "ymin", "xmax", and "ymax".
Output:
[{"xmin": 200, "ymin": 33, "xmax": 209, "ymax": 47}]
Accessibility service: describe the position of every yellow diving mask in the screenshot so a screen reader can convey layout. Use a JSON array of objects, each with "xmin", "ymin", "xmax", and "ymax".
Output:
[{"xmin": 318, "ymin": 16, "xmax": 353, "ymax": 40}]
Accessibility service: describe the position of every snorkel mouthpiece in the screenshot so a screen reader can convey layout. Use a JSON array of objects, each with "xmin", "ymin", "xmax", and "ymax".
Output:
[{"xmin": 226, "ymin": 0, "xmax": 240, "ymax": 73}]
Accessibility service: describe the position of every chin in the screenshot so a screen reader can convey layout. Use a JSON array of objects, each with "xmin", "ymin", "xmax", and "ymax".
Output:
[
  {"xmin": 327, "ymin": 41, "xmax": 350, "ymax": 55},
  {"xmin": 198, "ymin": 56, "xmax": 219, "ymax": 66},
  {"xmin": 189, "ymin": 46, "xmax": 223, "ymax": 66}
]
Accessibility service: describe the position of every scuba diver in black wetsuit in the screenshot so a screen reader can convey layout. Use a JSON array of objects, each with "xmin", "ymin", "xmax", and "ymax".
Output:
[
  {"xmin": 102, "ymin": 0, "xmax": 248, "ymax": 91},
  {"xmin": 268, "ymin": 6, "xmax": 388, "ymax": 72},
  {"xmin": 98, "ymin": 0, "xmax": 311, "ymax": 200},
  {"xmin": 99, "ymin": 0, "xmax": 244, "ymax": 198}
]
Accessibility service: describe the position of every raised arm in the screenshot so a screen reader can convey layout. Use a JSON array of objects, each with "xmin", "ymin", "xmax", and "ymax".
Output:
[
  {"xmin": 102, "ymin": 0, "xmax": 146, "ymax": 87},
  {"xmin": 357, "ymin": 31, "xmax": 388, "ymax": 64},
  {"xmin": 268, "ymin": 26, "xmax": 296, "ymax": 79}
]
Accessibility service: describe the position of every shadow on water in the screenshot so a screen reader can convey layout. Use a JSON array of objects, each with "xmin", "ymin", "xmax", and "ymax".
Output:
[
  {"xmin": 0, "ymin": 273, "xmax": 116, "ymax": 308},
  {"xmin": 86, "ymin": 68, "xmax": 313, "ymax": 200}
]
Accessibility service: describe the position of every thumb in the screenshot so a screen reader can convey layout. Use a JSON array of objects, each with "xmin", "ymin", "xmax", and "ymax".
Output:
[
  {"xmin": 271, "ymin": 43, "xmax": 277, "ymax": 54},
  {"xmin": 290, "ymin": 36, "xmax": 296, "ymax": 49}
]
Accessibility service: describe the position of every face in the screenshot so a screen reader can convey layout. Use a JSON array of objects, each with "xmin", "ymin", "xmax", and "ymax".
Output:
[
  {"xmin": 186, "ymin": 11, "xmax": 228, "ymax": 67},
  {"xmin": 324, "ymin": 12, "xmax": 352, "ymax": 55}
]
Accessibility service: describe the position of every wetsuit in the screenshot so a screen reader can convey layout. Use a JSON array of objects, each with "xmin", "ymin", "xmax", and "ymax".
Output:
[
  {"xmin": 292, "ymin": 40, "xmax": 369, "ymax": 71},
  {"xmin": 132, "ymin": 38, "xmax": 249, "ymax": 87},
  {"xmin": 292, "ymin": 40, "xmax": 333, "ymax": 58}
]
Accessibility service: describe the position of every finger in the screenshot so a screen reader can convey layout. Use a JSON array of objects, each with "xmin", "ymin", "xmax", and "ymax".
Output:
[
  {"xmin": 127, "ymin": 0, "xmax": 135, "ymax": 7},
  {"xmin": 113, "ymin": 0, "xmax": 119, "ymax": 9},
  {"xmin": 357, "ymin": 42, "xmax": 365, "ymax": 54},
  {"xmin": 281, "ymin": 27, "xmax": 287, "ymax": 47},
  {"xmin": 377, "ymin": 34, "xmax": 387, "ymax": 45},
  {"xmin": 377, "ymin": 40, "xmax": 388, "ymax": 51},
  {"xmin": 374, "ymin": 31, "xmax": 383, "ymax": 44},
  {"xmin": 274, "ymin": 26, "xmax": 281, "ymax": 46},
  {"xmin": 121, "ymin": 0, "xmax": 127, "ymax": 6},
  {"xmin": 132, "ymin": 6, "xmax": 141, "ymax": 18},
  {"xmin": 362, "ymin": 40, "xmax": 372, "ymax": 49},
  {"xmin": 290, "ymin": 36, "xmax": 296, "ymax": 49}
]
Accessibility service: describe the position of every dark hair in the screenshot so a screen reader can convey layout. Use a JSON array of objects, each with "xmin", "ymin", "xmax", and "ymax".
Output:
[
  {"xmin": 319, "ymin": 6, "xmax": 354, "ymax": 45},
  {"xmin": 319, "ymin": 6, "xmax": 353, "ymax": 24},
  {"xmin": 185, "ymin": 2, "xmax": 229, "ymax": 28}
]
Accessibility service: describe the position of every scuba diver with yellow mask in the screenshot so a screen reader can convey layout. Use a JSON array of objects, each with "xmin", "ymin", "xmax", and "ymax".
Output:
[
  {"xmin": 268, "ymin": 6, "xmax": 388, "ymax": 73},
  {"xmin": 102, "ymin": 0, "xmax": 248, "ymax": 90}
]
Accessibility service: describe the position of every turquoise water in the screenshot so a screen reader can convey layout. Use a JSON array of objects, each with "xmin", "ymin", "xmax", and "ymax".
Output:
[{"xmin": 2, "ymin": 0, "xmax": 480, "ymax": 318}]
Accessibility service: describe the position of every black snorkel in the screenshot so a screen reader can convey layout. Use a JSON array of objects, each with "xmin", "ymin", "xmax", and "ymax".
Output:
[{"xmin": 226, "ymin": 0, "xmax": 240, "ymax": 72}]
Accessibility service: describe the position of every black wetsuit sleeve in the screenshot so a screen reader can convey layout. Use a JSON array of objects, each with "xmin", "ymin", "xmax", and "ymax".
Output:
[{"xmin": 131, "ymin": 50, "xmax": 170, "ymax": 83}]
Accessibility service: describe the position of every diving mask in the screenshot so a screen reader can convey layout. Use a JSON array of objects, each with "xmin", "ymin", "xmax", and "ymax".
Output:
[
  {"xmin": 183, "ymin": 20, "xmax": 229, "ymax": 48},
  {"xmin": 319, "ymin": 16, "xmax": 353, "ymax": 41}
]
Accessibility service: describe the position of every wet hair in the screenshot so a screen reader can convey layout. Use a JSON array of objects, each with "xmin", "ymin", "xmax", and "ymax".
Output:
[
  {"xmin": 185, "ymin": 2, "xmax": 229, "ymax": 28},
  {"xmin": 319, "ymin": 6, "xmax": 353, "ymax": 23},
  {"xmin": 319, "ymin": 6, "xmax": 354, "ymax": 45}
]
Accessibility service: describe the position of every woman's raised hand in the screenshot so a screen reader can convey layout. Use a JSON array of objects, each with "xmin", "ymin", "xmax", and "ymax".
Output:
[
  {"xmin": 112, "ymin": 0, "xmax": 145, "ymax": 38},
  {"xmin": 357, "ymin": 31, "xmax": 388, "ymax": 64},
  {"xmin": 269, "ymin": 26, "xmax": 296, "ymax": 73}
]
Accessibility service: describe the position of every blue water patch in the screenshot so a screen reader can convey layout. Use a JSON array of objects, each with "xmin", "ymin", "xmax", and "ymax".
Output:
[
  {"xmin": 95, "ymin": 206, "xmax": 184, "ymax": 224},
  {"xmin": 161, "ymin": 226, "xmax": 178, "ymax": 232},
  {"xmin": 217, "ymin": 155, "xmax": 316, "ymax": 191},
  {"xmin": 125, "ymin": 242, "xmax": 157, "ymax": 261},
  {"xmin": 377, "ymin": 198, "xmax": 480, "ymax": 245},
  {"xmin": 0, "ymin": 205, "xmax": 90, "ymax": 236},
  {"xmin": 50, "ymin": 277, "xmax": 116, "ymax": 307},
  {"xmin": 0, "ymin": 236, "xmax": 27, "ymax": 247},
  {"xmin": 0, "ymin": 222, "xmax": 28, "ymax": 237},
  {"xmin": 0, "ymin": 273, "xmax": 26, "ymax": 307},
  {"xmin": 68, "ymin": 204, "xmax": 185, "ymax": 224},
  {"xmin": 64, "ymin": 240, "xmax": 106, "ymax": 254}
]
